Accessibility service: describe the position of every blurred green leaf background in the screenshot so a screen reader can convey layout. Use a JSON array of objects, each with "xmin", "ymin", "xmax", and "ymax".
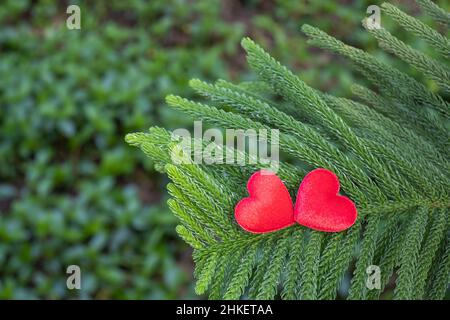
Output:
[{"xmin": 0, "ymin": 0, "xmax": 447, "ymax": 299}]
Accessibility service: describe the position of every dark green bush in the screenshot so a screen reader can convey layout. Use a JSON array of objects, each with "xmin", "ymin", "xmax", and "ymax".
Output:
[{"xmin": 0, "ymin": 0, "xmax": 242, "ymax": 299}]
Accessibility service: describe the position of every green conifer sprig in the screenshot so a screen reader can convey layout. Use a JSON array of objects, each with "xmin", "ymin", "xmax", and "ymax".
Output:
[
  {"xmin": 381, "ymin": 2, "xmax": 450, "ymax": 58},
  {"xmin": 126, "ymin": 0, "xmax": 449, "ymax": 300},
  {"xmin": 362, "ymin": 19, "xmax": 450, "ymax": 93},
  {"xmin": 417, "ymin": 0, "xmax": 450, "ymax": 26}
]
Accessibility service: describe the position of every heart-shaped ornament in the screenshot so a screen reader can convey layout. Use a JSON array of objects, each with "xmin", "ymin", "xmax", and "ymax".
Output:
[
  {"xmin": 294, "ymin": 168, "xmax": 357, "ymax": 232},
  {"xmin": 234, "ymin": 170, "xmax": 295, "ymax": 233}
]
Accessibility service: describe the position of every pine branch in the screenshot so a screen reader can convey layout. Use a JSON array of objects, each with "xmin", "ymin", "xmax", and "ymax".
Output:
[
  {"xmin": 317, "ymin": 229, "xmax": 356, "ymax": 299},
  {"xmin": 168, "ymin": 194, "xmax": 215, "ymax": 245},
  {"xmin": 350, "ymin": 83, "xmax": 449, "ymax": 157},
  {"xmin": 381, "ymin": 2, "xmax": 450, "ymax": 58},
  {"xmin": 176, "ymin": 224, "xmax": 203, "ymax": 249},
  {"xmin": 256, "ymin": 235, "xmax": 290, "ymax": 299},
  {"xmin": 223, "ymin": 242, "xmax": 259, "ymax": 299},
  {"xmin": 302, "ymin": 24, "xmax": 449, "ymax": 119},
  {"xmin": 194, "ymin": 250, "xmax": 219, "ymax": 295},
  {"xmin": 367, "ymin": 214, "xmax": 406, "ymax": 299},
  {"xmin": 416, "ymin": 0, "xmax": 450, "ymax": 26},
  {"xmin": 248, "ymin": 237, "xmax": 278, "ymax": 298},
  {"xmin": 363, "ymin": 20, "xmax": 450, "ymax": 93},
  {"xmin": 282, "ymin": 228, "xmax": 305, "ymax": 300},
  {"xmin": 209, "ymin": 257, "xmax": 227, "ymax": 299},
  {"xmin": 215, "ymin": 79, "xmax": 304, "ymax": 121},
  {"xmin": 167, "ymin": 183, "xmax": 221, "ymax": 241},
  {"xmin": 299, "ymin": 231, "xmax": 323, "ymax": 299},
  {"xmin": 348, "ymin": 214, "xmax": 381, "ymax": 299},
  {"xmin": 354, "ymin": 65, "xmax": 449, "ymax": 153},
  {"xmin": 326, "ymin": 92, "xmax": 450, "ymax": 186},
  {"xmin": 425, "ymin": 232, "xmax": 450, "ymax": 299},
  {"xmin": 394, "ymin": 208, "xmax": 429, "ymax": 299},
  {"xmin": 414, "ymin": 209, "xmax": 448, "ymax": 299},
  {"xmin": 166, "ymin": 164, "xmax": 236, "ymax": 239}
]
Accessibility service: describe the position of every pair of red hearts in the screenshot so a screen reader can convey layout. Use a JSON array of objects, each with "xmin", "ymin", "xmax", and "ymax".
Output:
[{"xmin": 235, "ymin": 168, "xmax": 357, "ymax": 233}]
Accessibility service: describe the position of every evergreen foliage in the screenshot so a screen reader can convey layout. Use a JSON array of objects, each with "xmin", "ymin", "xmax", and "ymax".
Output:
[{"xmin": 126, "ymin": 1, "xmax": 449, "ymax": 300}]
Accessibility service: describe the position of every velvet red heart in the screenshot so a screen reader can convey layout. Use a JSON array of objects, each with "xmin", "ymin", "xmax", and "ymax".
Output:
[
  {"xmin": 234, "ymin": 170, "xmax": 295, "ymax": 233},
  {"xmin": 294, "ymin": 168, "xmax": 357, "ymax": 232}
]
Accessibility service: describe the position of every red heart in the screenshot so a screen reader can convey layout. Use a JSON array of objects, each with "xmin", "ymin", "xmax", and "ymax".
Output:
[
  {"xmin": 235, "ymin": 170, "xmax": 295, "ymax": 233},
  {"xmin": 294, "ymin": 168, "xmax": 357, "ymax": 232}
]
